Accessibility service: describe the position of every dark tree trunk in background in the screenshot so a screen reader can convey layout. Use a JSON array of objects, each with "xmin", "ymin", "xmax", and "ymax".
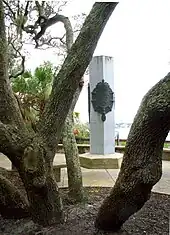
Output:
[
  {"xmin": 0, "ymin": 1, "xmax": 118, "ymax": 226},
  {"xmin": 95, "ymin": 73, "xmax": 170, "ymax": 231}
]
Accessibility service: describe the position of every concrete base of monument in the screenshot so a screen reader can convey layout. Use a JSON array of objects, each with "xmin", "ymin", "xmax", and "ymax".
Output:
[{"xmin": 79, "ymin": 152, "xmax": 123, "ymax": 169}]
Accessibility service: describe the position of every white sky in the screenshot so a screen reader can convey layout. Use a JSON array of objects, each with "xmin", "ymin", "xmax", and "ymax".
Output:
[{"xmin": 26, "ymin": 0, "xmax": 170, "ymax": 123}]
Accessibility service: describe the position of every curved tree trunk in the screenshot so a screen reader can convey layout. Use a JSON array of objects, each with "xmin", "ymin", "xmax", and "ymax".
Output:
[
  {"xmin": 59, "ymin": 12, "xmax": 85, "ymax": 202},
  {"xmin": 95, "ymin": 74, "xmax": 170, "ymax": 231}
]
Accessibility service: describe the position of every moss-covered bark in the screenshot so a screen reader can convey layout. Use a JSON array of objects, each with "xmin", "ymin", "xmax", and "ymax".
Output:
[{"xmin": 95, "ymin": 73, "xmax": 170, "ymax": 231}]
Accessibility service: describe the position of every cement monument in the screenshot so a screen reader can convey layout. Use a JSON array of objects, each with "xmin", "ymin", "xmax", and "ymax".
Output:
[{"xmin": 80, "ymin": 55, "xmax": 123, "ymax": 169}]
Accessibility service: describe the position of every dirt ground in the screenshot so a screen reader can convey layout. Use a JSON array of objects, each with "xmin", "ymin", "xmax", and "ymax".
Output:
[{"xmin": 0, "ymin": 170, "xmax": 169, "ymax": 235}]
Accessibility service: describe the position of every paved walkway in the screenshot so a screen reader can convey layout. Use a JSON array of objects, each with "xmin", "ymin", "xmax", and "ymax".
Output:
[
  {"xmin": 57, "ymin": 160, "xmax": 170, "ymax": 195},
  {"xmin": 0, "ymin": 153, "xmax": 170, "ymax": 195}
]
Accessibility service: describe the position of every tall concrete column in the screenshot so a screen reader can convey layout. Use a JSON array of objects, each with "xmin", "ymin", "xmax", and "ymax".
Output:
[
  {"xmin": 89, "ymin": 56, "xmax": 115, "ymax": 155},
  {"xmin": 80, "ymin": 55, "xmax": 123, "ymax": 169}
]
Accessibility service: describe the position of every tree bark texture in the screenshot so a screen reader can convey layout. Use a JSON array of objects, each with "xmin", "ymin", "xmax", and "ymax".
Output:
[
  {"xmin": 0, "ymin": 1, "xmax": 118, "ymax": 226},
  {"xmin": 62, "ymin": 86, "xmax": 84, "ymax": 202},
  {"xmin": 19, "ymin": 138, "xmax": 64, "ymax": 225},
  {"xmin": 95, "ymin": 73, "xmax": 170, "ymax": 231},
  {"xmin": 59, "ymin": 14, "xmax": 84, "ymax": 202},
  {"xmin": 0, "ymin": 174, "xmax": 29, "ymax": 219},
  {"xmin": 0, "ymin": 124, "xmax": 64, "ymax": 225},
  {"xmin": 0, "ymin": 0, "xmax": 24, "ymax": 128},
  {"xmin": 62, "ymin": 113, "xmax": 84, "ymax": 202}
]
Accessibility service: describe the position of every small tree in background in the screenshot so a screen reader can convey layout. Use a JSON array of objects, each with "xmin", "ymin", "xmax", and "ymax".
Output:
[{"xmin": 11, "ymin": 62, "xmax": 55, "ymax": 130}]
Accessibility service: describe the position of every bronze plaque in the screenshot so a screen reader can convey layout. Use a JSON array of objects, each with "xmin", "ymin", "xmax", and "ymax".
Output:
[{"xmin": 91, "ymin": 79, "xmax": 114, "ymax": 122}]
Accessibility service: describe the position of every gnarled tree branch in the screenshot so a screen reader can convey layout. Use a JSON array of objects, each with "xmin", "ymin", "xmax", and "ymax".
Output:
[
  {"xmin": 0, "ymin": 121, "xmax": 32, "ymax": 166},
  {"xmin": 9, "ymin": 55, "xmax": 25, "ymax": 78},
  {"xmin": 20, "ymin": 1, "xmax": 30, "ymax": 30},
  {"xmin": 9, "ymin": 41, "xmax": 25, "ymax": 79},
  {"xmin": 57, "ymin": 1, "xmax": 67, "ymax": 13},
  {"xmin": 37, "ymin": 36, "xmax": 66, "ymax": 48},
  {"xmin": 33, "ymin": 13, "xmax": 73, "ymax": 49},
  {"xmin": 2, "ymin": 0, "xmax": 16, "ymax": 19}
]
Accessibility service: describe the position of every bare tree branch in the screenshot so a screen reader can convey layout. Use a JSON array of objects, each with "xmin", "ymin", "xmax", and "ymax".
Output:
[
  {"xmin": 57, "ymin": 1, "xmax": 67, "ymax": 13},
  {"xmin": 33, "ymin": 13, "xmax": 73, "ymax": 49},
  {"xmin": 20, "ymin": 0, "xmax": 30, "ymax": 30},
  {"xmin": 0, "ymin": 121, "xmax": 31, "ymax": 165},
  {"xmin": 38, "ymin": 36, "xmax": 66, "ymax": 48},
  {"xmin": 9, "ymin": 1, "xmax": 72, "ymax": 51},
  {"xmin": 35, "ymin": 0, "xmax": 45, "ymax": 17},
  {"xmin": 17, "ymin": 0, "xmax": 20, "ymax": 17},
  {"xmin": 24, "ymin": 1, "xmax": 30, "ymax": 16},
  {"xmin": 9, "ymin": 40, "xmax": 25, "ymax": 79},
  {"xmin": 3, "ymin": 0, "xmax": 16, "ymax": 19}
]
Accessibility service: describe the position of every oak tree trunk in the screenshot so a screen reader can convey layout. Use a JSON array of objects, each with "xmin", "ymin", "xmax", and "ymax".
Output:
[
  {"xmin": 0, "ymin": 1, "xmax": 118, "ymax": 226},
  {"xmin": 17, "ymin": 138, "xmax": 64, "ymax": 226},
  {"xmin": 95, "ymin": 73, "xmax": 170, "ymax": 231},
  {"xmin": 22, "ymin": 173, "xmax": 63, "ymax": 225}
]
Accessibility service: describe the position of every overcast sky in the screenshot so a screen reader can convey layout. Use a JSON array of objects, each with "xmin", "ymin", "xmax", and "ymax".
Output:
[{"xmin": 26, "ymin": 0, "xmax": 170, "ymax": 123}]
